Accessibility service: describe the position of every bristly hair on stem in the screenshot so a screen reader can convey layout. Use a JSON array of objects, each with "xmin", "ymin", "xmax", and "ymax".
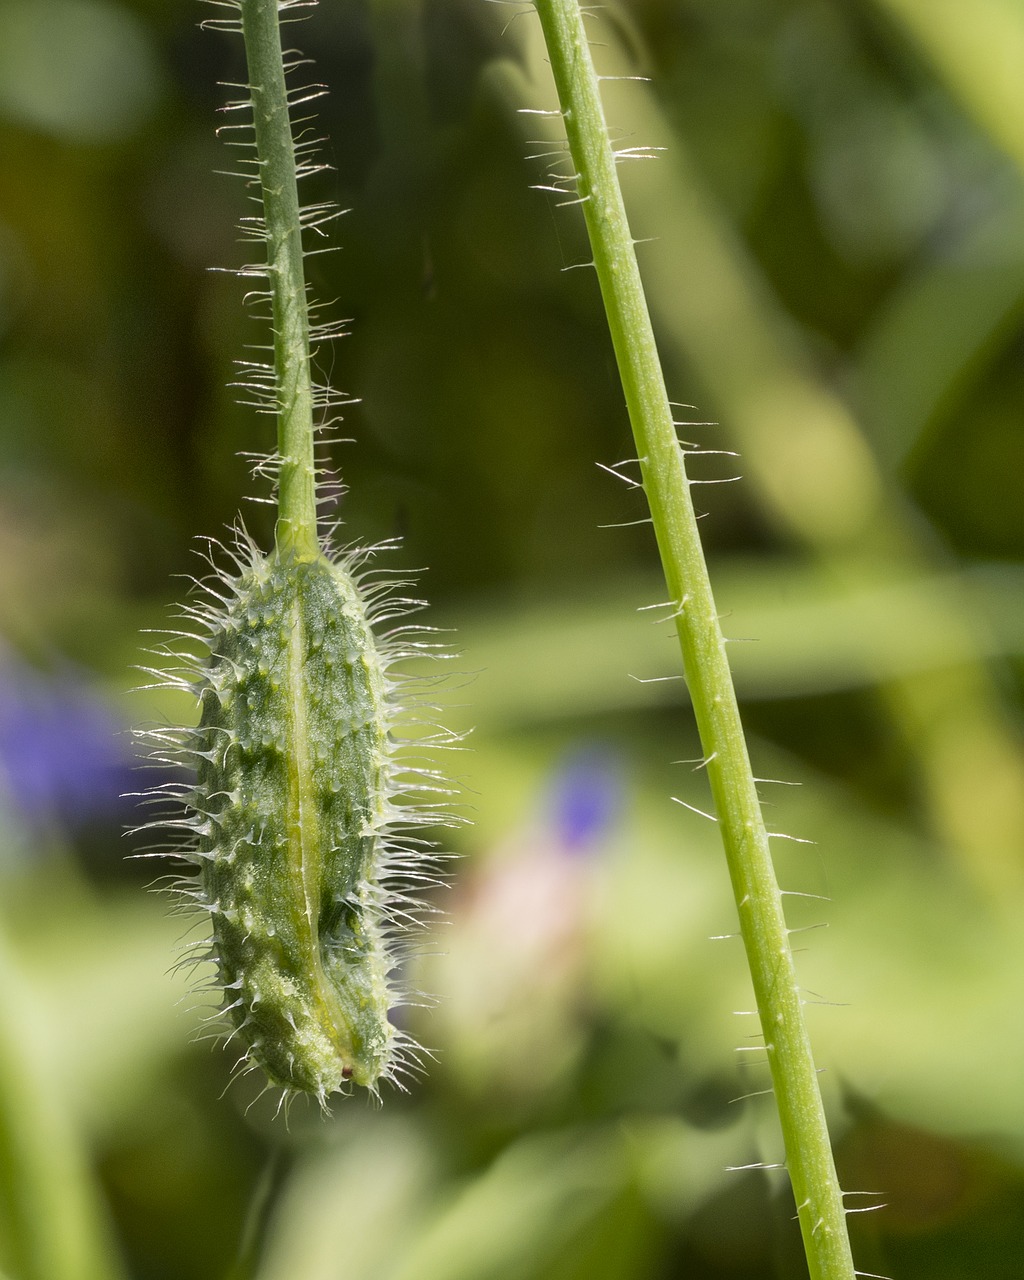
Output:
[
  {"xmin": 527, "ymin": 1, "xmax": 858, "ymax": 1276},
  {"xmin": 208, "ymin": 0, "xmax": 350, "ymax": 557},
  {"xmin": 131, "ymin": 0, "xmax": 458, "ymax": 1109}
]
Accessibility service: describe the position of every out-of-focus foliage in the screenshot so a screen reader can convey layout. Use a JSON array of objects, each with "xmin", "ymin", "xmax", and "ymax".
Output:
[{"xmin": 0, "ymin": 1, "xmax": 1023, "ymax": 1277}]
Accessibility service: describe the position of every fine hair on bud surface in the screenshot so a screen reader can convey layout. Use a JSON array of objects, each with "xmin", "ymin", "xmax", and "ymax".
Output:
[
  {"xmin": 132, "ymin": 0, "xmax": 455, "ymax": 1107},
  {"xmin": 136, "ymin": 532, "xmax": 455, "ymax": 1105}
]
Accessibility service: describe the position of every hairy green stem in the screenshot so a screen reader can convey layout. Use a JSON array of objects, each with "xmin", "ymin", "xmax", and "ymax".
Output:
[
  {"xmin": 240, "ymin": 0, "xmax": 318, "ymax": 560},
  {"xmin": 530, "ymin": 2, "xmax": 856, "ymax": 1276}
]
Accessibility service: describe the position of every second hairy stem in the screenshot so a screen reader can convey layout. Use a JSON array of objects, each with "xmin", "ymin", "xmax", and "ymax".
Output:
[
  {"xmin": 530, "ymin": 1, "xmax": 856, "ymax": 1277},
  {"xmin": 241, "ymin": 0, "xmax": 318, "ymax": 561}
]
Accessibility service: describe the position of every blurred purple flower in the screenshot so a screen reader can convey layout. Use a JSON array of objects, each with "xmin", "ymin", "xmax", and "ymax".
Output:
[
  {"xmin": 547, "ymin": 746, "xmax": 621, "ymax": 853},
  {"xmin": 0, "ymin": 662, "xmax": 133, "ymax": 830}
]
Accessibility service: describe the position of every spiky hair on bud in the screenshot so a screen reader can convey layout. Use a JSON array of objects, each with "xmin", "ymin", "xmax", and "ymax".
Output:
[
  {"xmin": 135, "ymin": 533, "xmax": 456, "ymax": 1106},
  {"xmin": 132, "ymin": 0, "xmax": 457, "ymax": 1108}
]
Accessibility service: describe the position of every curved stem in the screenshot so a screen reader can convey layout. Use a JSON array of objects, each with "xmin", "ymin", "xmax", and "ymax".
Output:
[
  {"xmin": 240, "ymin": 0, "xmax": 318, "ymax": 560},
  {"xmin": 530, "ymin": 2, "xmax": 856, "ymax": 1276}
]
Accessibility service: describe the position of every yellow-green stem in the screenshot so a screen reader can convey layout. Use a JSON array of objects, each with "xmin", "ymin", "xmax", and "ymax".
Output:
[
  {"xmin": 530, "ymin": 2, "xmax": 856, "ymax": 1276},
  {"xmin": 240, "ymin": 0, "xmax": 318, "ymax": 560}
]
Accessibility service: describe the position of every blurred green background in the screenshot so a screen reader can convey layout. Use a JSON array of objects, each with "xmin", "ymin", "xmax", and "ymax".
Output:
[{"xmin": 2, "ymin": 0, "xmax": 1024, "ymax": 1277}]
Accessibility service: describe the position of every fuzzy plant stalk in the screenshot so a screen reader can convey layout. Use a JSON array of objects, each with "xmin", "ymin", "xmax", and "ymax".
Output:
[
  {"xmin": 529, "ymin": 2, "xmax": 857, "ymax": 1277},
  {"xmin": 241, "ymin": 0, "xmax": 317, "ymax": 560},
  {"xmin": 140, "ymin": 0, "xmax": 443, "ymax": 1108}
]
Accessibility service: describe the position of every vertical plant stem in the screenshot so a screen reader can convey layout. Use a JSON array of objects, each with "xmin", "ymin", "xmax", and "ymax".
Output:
[
  {"xmin": 531, "ymin": 2, "xmax": 856, "ymax": 1276},
  {"xmin": 240, "ymin": 0, "xmax": 318, "ymax": 560}
]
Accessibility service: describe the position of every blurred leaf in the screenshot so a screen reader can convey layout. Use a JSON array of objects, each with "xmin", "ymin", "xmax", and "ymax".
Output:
[
  {"xmin": 0, "ymin": 926, "xmax": 127, "ymax": 1280},
  {"xmin": 13, "ymin": 886, "xmax": 199, "ymax": 1137},
  {"xmin": 259, "ymin": 1123, "xmax": 626, "ymax": 1280},
  {"xmin": 874, "ymin": 0, "xmax": 1024, "ymax": 175},
  {"xmin": 386, "ymin": 1129, "xmax": 623, "ymax": 1280},
  {"xmin": 256, "ymin": 1119, "xmax": 436, "ymax": 1280},
  {"xmin": 446, "ymin": 561, "xmax": 1024, "ymax": 727}
]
